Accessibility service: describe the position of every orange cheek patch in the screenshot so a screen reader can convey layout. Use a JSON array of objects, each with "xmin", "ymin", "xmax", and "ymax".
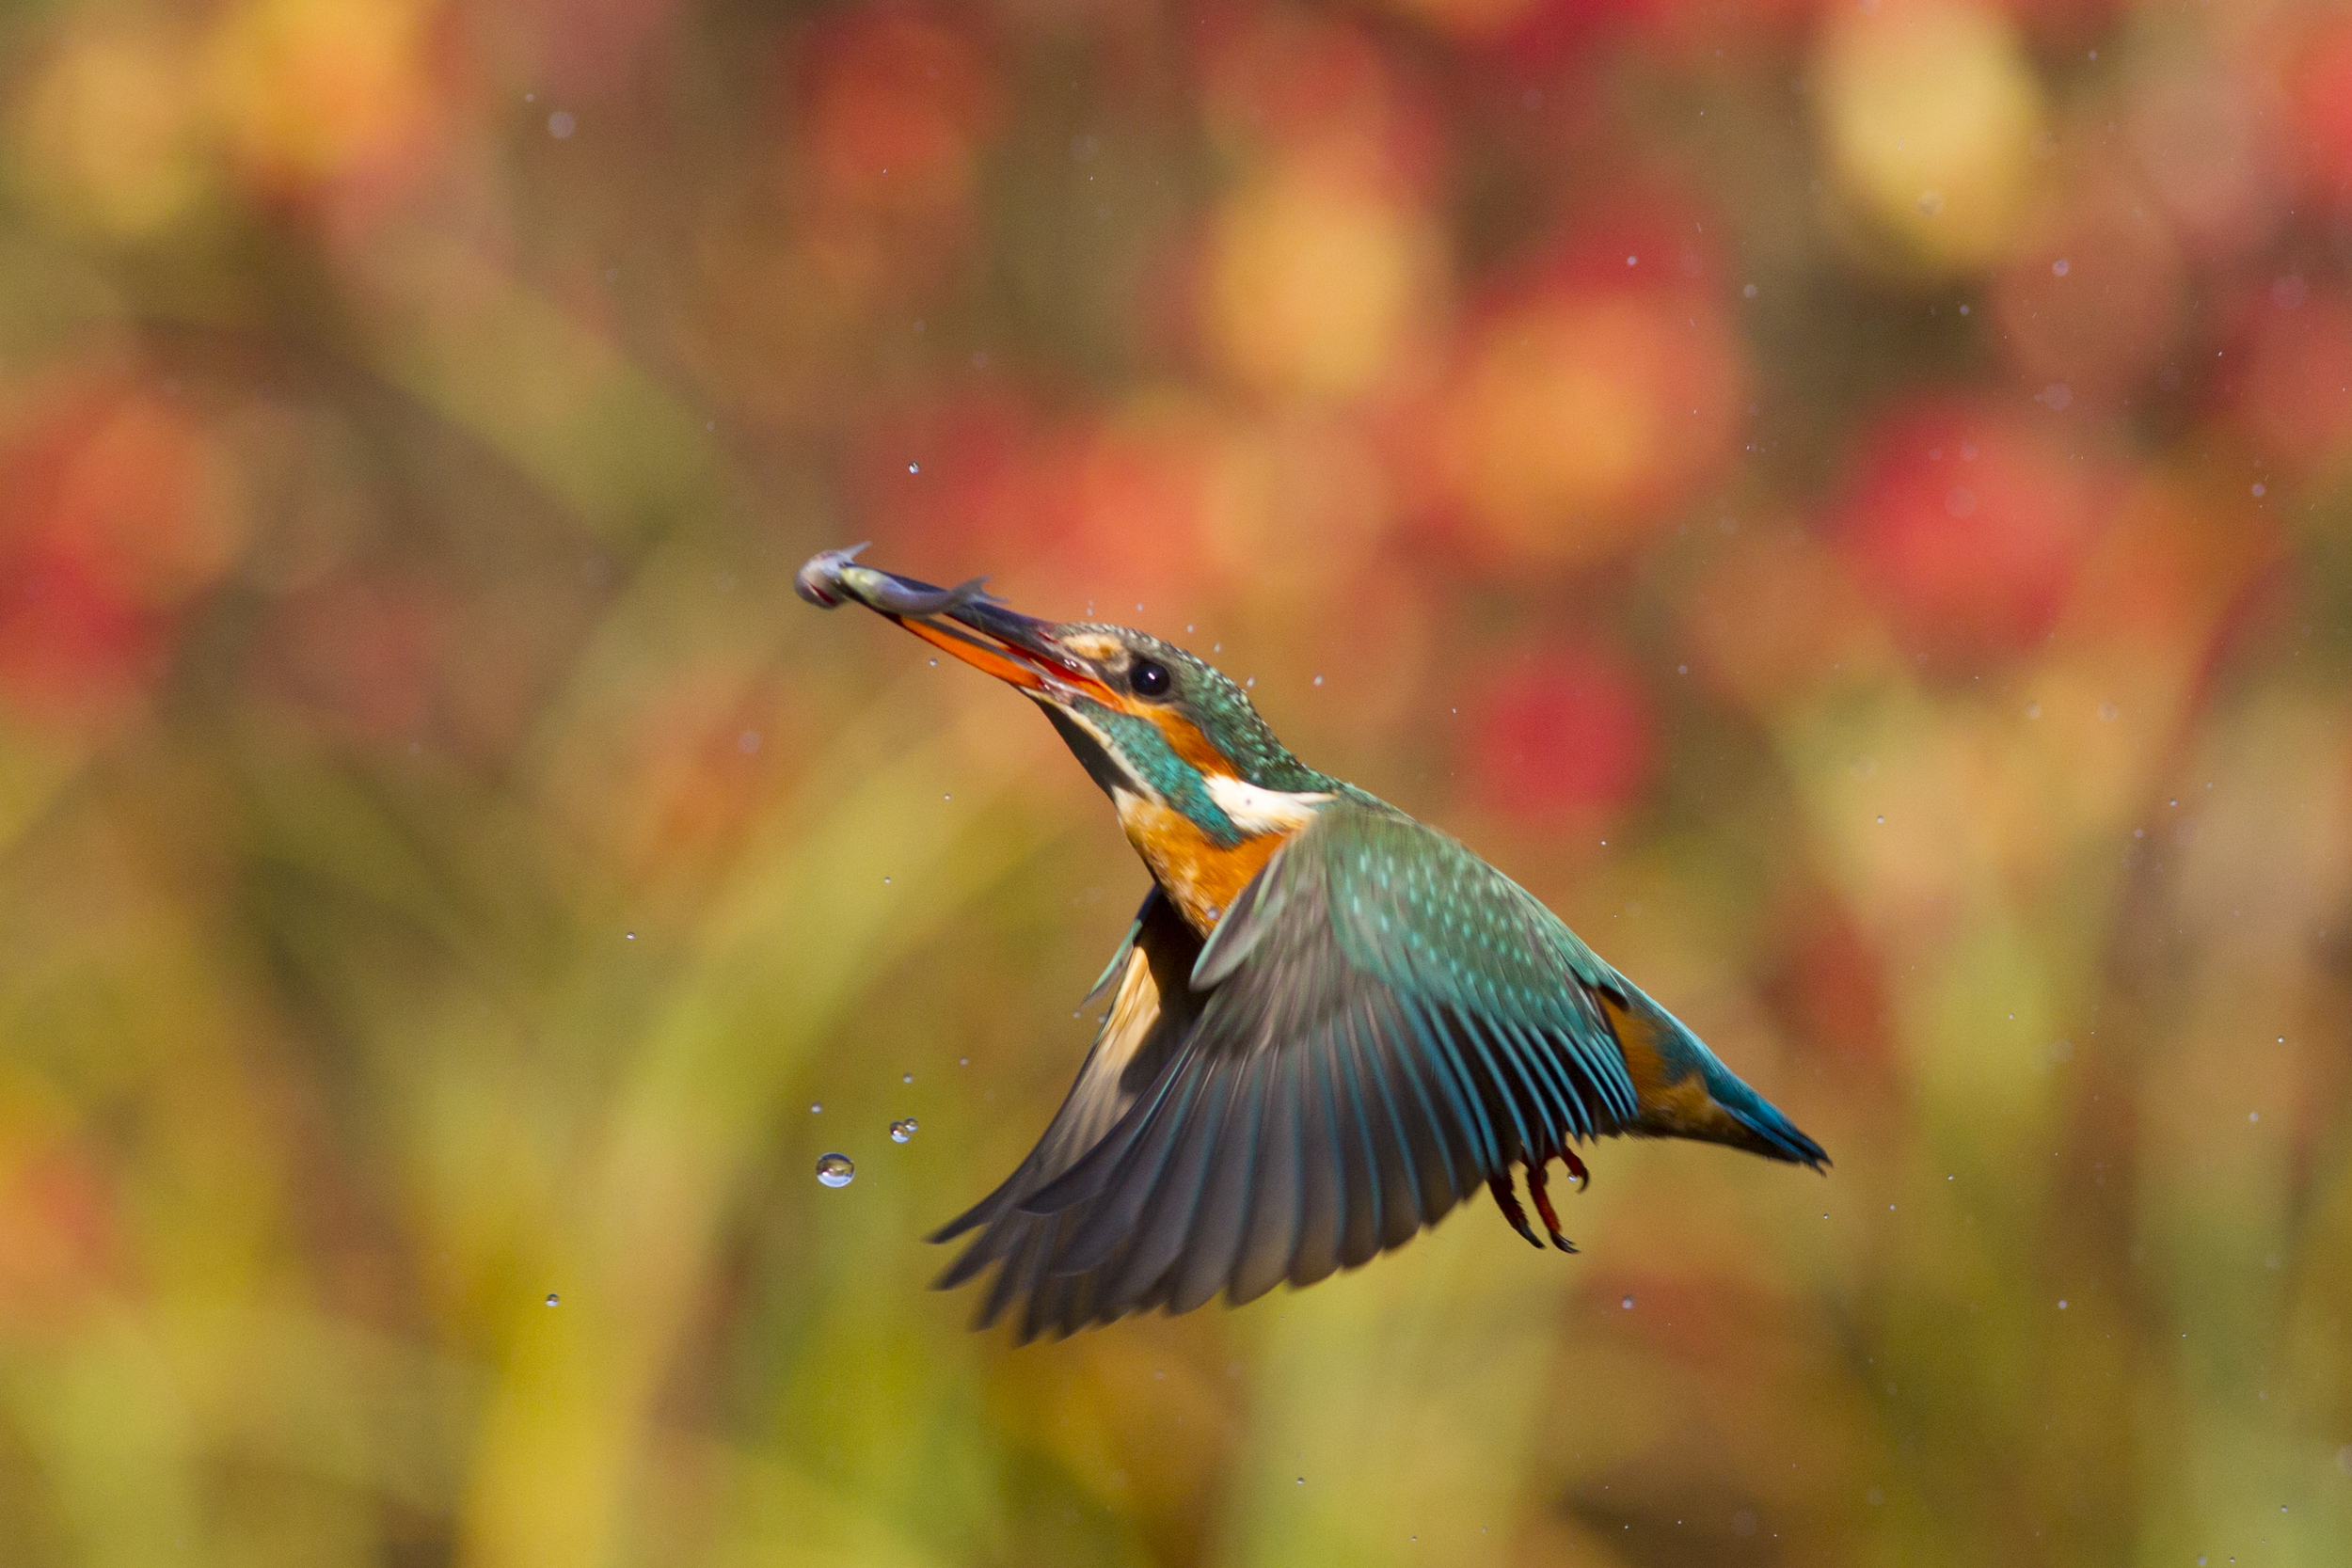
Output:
[{"xmin": 1148, "ymin": 710, "xmax": 1236, "ymax": 777}]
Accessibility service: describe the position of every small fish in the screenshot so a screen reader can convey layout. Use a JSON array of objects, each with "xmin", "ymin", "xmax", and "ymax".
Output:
[
  {"xmin": 794, "ymin": 542, "xmax": 869, "ymax": 608},
  {"xmin": 796, "ymin": 544, "xmax": 993, "ymax": 617}
]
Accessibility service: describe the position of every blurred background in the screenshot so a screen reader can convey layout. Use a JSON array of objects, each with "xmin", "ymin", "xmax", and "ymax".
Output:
[{"xmin": 2, "ymin": 0, "xmax": 2349, "ymax": 1563}]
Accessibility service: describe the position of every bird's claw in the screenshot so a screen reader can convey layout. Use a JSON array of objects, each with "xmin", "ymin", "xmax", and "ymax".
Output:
[
  {"xmin": 1560, "ymin": 1145, "xmax": 1590, "ymax": 1192},
  {"xmin": 1488, "ymin": 1172, "xmax": 1544, "ymax": 1249},
  {"xmin": 1525, "ymin": 1157, "xmax": 1579, "ymax": 1253}
]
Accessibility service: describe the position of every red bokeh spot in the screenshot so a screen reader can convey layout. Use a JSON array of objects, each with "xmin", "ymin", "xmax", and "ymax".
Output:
[
  {"xmin": 1198, "ymin": 11, "xmax": 1439, "ymax": 192},
  {"xmin": 801, "ymin": 7, "xmax": 997, "ymax": 215},
  {"xmin": 0, "ymin": 379, "xmax": 225, "ymax": 721},
  {"xmin": 1470, "ymin": 641, "xmax": 1653, "ymax": 821},
  {"xmin": 2230, "ymin": 288, "xmax": 2352, "ymax": 473},
  {"xmin": 850, "ymin": 392, "xmax": 1229, "ymax": 611},
  {"xmin": 2290, "ymin": 18, "xmax": 2352, "ymax": 208},
  {"xmin": 1834, "ymin": 402, "xmax": 2104, "ymax": 659}
]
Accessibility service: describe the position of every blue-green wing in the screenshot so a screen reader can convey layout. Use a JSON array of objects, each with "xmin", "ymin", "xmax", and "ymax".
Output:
[{"xmin": 965, "ymin": 802, "xmax": 1652, "ymax": 1336}]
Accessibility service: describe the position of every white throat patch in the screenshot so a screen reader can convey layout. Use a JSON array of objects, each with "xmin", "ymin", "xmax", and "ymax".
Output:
[{"xmin": 1202, "ymin": 774, "xmax": 1331, "ymax": 834}]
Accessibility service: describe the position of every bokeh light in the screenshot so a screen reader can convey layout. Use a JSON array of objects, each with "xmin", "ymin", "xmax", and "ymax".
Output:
[{"xmin": 1817, "ymin": 0, "xmax": 2045, "ymax": 273}]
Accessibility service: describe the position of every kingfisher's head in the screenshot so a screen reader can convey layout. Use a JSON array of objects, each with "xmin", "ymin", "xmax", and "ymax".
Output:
[{"xmin": 800, "ymin": 546, "xmax": 1334, "ymax": 848}]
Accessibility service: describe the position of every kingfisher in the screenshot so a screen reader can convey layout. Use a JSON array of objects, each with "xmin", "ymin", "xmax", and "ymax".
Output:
[{"xmin": 799, "ymin": 546, "xmax": 1826, "ymax": 1341}]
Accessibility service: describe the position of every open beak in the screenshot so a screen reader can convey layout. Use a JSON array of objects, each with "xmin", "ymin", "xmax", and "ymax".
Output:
[{"xmin": 797, "ymin": 545, "xmax": 1114, "ymax": 705}]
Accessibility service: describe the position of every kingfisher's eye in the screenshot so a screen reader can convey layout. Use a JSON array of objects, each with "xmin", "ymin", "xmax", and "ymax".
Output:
[{"xmin": 1130, "ymin": 659, "xmax": 1171, "ymax": 698}]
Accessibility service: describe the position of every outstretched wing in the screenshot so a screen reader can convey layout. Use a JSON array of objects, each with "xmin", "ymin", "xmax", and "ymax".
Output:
[
  {"xmin": 925, "ymin": 887, "xmax": 1204, "ymax": 1338},
  {"xmin": 935, "ymin": 801, "xmax": 1657, "ymax": 1339}
]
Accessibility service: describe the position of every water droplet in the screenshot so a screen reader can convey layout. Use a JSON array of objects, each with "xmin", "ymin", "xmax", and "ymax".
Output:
[
  {"xmin": 2058, "ymin": 1299, "xmax": 2068, "ymax": 1308},
  {"xmin": 2052, "ymin": 258, "xmax": 2070, "ymax": 277},
  {"xmin": 625, "ymin": 931, "xmax": 635, "ymax": 941},
  {"xmin": 2026, "ymin": 701, "xmax": 2042, "ymax": 719},
  {"xmin": 1296, "ymin": 1476, "xmax": 1305, "ymax": 1485},
  {"xmin": 909, "ymin": 462, "xmax": 921, "ymax": 474},
  {"xmin": 901, "ymin": 1072, "xmax": 914, "ymax": 1085},
  {"xmin": 2249, "ymin": 1111, "xmax": 2261, "ymax": 1123},
  {"xmin": 1742, "ymin": 282, "xmax": 1756, "ymax": 298},
  {"xmin": 738, "ymin": 730, "xmax": 760, "ymax": 753},
  {"xmin": 548, "ymin": 110, "xmax": 577, "ymax": 138},
  {"xmin": 1621, "ymin": 1295, "xmax": 1635, "ymax": 1310},
  {"xmin": 1915, "ymin": 190, "xmax": 1943, "ymax": 216},
  {"xmin": 958, "ymin": 1055, "xmax": 969, "ymax": 1066},
  {"xmin": 545, "ymin": 1292, "xmax": 560, "ymax": 1307},
  {"xmin": 890, "ymin": 1118, "xmax": 917, "ymax": 1143},
  {"xmin": 2251, "ymin": 482, "xmax": 2265, "ymax": 497},
  {"xmin": 1312, "ymin": 674, "xmax": 1324, "ymax": 687},
  {"xmin": 816, "ymin": 1153, "xmax": 855, "ymax": 1188},
  {"xmin": 810, "ymin": 1102, "xmax": 822, "ymax": 1115},
  {"xmin": 2098, "ymin": 702, "xmax": 2119, "ymax": 721}
]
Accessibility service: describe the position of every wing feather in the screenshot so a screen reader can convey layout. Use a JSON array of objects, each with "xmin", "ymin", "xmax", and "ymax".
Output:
[{"xmin": 931, "ymin": 799, "xmax": 1815, "ymax": 1338}]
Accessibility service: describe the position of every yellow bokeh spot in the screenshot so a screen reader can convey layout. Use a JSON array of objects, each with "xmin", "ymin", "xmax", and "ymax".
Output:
[
  {"xmin": 7, "ymin": 25, "xmax": 207, "ymax": 240},
  {"xmin": 206, "ymin": 0, "xmax": 435, "ymax": 191},
  {"xmin": 1203, "ymin": 166, "xmax": 1440, "ymax": 403},
  {"xmin": 1818, "ymin": 0, "xmax": 2045, "ymax": 274}
]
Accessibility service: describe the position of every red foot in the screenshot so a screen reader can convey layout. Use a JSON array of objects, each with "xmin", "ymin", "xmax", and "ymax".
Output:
[
  {"xmin": 1488, "ymin": 1171, "xmax": 1543, "ymax": 1248},
  {"xmin": 1525, "ymin": 1159, "xmax": 1579, "ymax": 1254}
]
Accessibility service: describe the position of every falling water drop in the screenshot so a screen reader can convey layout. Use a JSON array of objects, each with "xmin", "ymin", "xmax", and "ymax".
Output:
[
  {"xmin": 890, "ymin": 1118, "xmax": 917, "ymax": 1143},
  {"xmin": 901, "ymin": 1071, "xmax": 914, "ymax": 1085},
  {"xmin": 2098, "ymin": 702, "xmax": 2119, "ymax": 721},
  {"xmin": 545, "ymin": 1292, "xmax": 560, "ymax": 1307},
  {"xmin": 1621, "ymin": 1295, "xmax": 1635, "ymax": 1310},
  {"xmin": 909, "ymin": 462, "xmax": 921, "ymax": 474},
  {"xmin": 816, "ymin": 1153, "xmax": 855, "ymax": 1188},
  {"xmin": 810, "ymin": 1102, "xmax": 823, "ymax": 1115}
]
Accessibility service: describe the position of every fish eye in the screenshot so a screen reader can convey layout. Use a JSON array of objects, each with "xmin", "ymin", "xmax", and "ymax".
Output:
[{"xmin": 1129, "ymin": 658, "xmax": 1171, "ymax": 698}]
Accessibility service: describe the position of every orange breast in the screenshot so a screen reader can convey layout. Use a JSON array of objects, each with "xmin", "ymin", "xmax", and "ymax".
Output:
[{"xmin": 1116, "ymin": 795, "xmax": 1290, "ymax": 935}]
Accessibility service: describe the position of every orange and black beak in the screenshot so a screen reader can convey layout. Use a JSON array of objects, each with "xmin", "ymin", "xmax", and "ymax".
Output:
[{"xmin": 797, "ymin": 545, "xmax": 1116, "ymax": 706}]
